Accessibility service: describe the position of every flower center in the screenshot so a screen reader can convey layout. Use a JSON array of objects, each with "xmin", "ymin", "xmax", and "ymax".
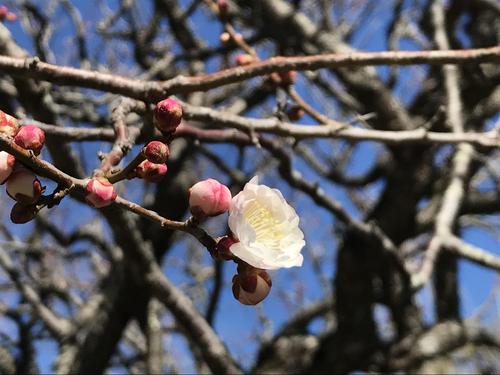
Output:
[{"xmin": 243, "ymin": 199, "xmax": 284, "ymax": 250}]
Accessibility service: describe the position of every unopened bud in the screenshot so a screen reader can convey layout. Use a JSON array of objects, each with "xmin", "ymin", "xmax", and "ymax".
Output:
[
  {"xmin": 188, "ymin": 178, "xmax": 231, "ymax": 218},
  {"xmin": 217, "ymin": 0, "xmax": 228, "ymax": 20},
  {"xmin": 268, "ymin": 70, "xmax": 297, "ymax": 86},
  {"xmin": 219, "ymin": 32, "xmax": 230, "ymax": 43},
  {"xmin": 235, "ymin": 54, "xmax": 254, "ymax": 66},
  {"xmin": 279, "ymin": 70, "xmax": 297, "ymax": 85},
  {"xmin": 0, "ymin": 110, "xmax": 19, "ymax": 136},
  {"xmin": 14, "ymin": 125, "xmax": 45, "ymax": 155},
  {"xmin": 0, "ymin": 151, "xmax": 15, "ymax": 184},
  {"xmin": 214, "ymin": 235, "xmax": 237, "ymax": 260},
  {"xmin": 232, "ymin": 267, "xmax": 272, "ymax": 305},
  {"xmin": 10, "ymin": 203, "xmax": 37, "ymax": 224},
  {"xmin": 154, "ymin": 98, "xmax": 183, "ymax": 134},
  {"xmin": 0, "ymin": 6, "xmax": 7, "ymax": 18},
  {"xmin": 85, "ymin": 177, "xmax": 117, "ymax": 208},
  {"xmin": 6, "ymin": 12, "xmax": 16, "ymax": 21},
  {"xmin": 136, "ymin": 160, "xmax": 167, "ymax": 182},
  {"xmin": 6, "ymin": 168, "xmax": 43, "ymax": 204},
  {"xmin": 286, "ymin": 105, "xmax": 304, "ymax": 122},
  {"xmin": 142, "ymin": 141, "xmax": 169, "ymax": 164}
]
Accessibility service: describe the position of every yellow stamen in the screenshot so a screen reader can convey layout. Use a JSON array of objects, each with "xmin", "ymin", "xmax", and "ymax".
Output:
[{"xmin": 243, "ymin": 200, "xmax": 284, "ymax": 251}]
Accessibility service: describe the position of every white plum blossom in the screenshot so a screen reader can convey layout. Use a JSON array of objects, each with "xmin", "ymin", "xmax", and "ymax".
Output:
[{"xmin": 228, "ymin": 176, "xmax": 305, "ymax": 270}]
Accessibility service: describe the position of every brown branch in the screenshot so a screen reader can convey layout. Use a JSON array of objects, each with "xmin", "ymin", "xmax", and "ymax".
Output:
[
  {"xmin": 26, "ymin": 120, "xmax": 118, "ymax": 141},
  {"xmin": 0, "ymin": 134, "xmax": 217, "ymax": 254},
  {"xmin": 25, "ymin": 113, "xmax": 500, "ymax": 149},
  {"xmin": 93, "ymin": 99, "xmax": 145, "ymax": 177},
  {"xmin": 0, "ymin": 47, "xmax": 497, "ymax": 101},
  {"xmin": 146, "ymin": 299, "xmax": 164, "ymax": 375},
  {"xmin": 411, "ymin": 0, "xmax": 474, "ymax": 291},
  {"xmin": 444, "ymin": 236, "xmax": 500, "ymax": 271},
  {"xmin": 147, "ymin": 265, "xmax": 243, "ymax": 374},
  {"xmin": 182, "ymin": 102, "xmax": 500, "ymax": 147}
]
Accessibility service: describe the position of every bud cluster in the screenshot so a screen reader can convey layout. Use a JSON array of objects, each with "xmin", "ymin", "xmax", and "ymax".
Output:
[
  {"xmin": 82, "ymin": 99, "xmax": 178, "ymax": 206},
  {"xmin": 126, "ymin": 98, "xmax": 184, "ymax": 184},
  {"xmin": 134, "ymin": 140, "xmax": 170, "ymax": 183},
  {"xmin": 0, "ymin": 112, "xmax": 46, "ymax": 224},
  {"xmin": 266, "ymin": 70, "xmax": 298, "ymax": 87},
  {"xmin": 0, "ymin": 5, "xmax": 17, "ymax": 22},
  {"xmin": 185, "ymin": 177, "xmax": 273, "ymax": 306},
  {"xmin": 136, "ymin": 160, "xmax": 168, "ymax": 182}
]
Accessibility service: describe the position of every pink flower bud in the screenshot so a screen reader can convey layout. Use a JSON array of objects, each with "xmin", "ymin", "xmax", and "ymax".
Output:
[
  {"xmin": 188, "ymin": 179, "xmax": 231, "ymax": 218},
  {"xmin": 6, "ymin": 168, "xmax": 43, "ymax": 204},
  {"xmin": 232, "ymin": 268, "xmax": 272, "ymax": 305},
  {"xmin": 0, "ymin": 6, "xmax": 8, "ymax": 20},
  {"xmin": 235, "ymin": 54, "xmax": 254, "ymax": 66},
  {"xmin": 10, "ymin": 203, "xmax": 37, "ymax": 224},
  {"xmin": 142, "ymin": 141, "xmax": 170, "ymax": 164},
  {"xmin": 5, "ymin": 12, "xmax": 16, "ymax": 22},
  {"xmin": 14, "ymin": 125, "xmax": 45, "ymax": 155},
  {"xmin": 279, "ymin": 70, "xmax": 297, "ymax": 85},
  {"xmin": 268, "ymin": 71, "xmax": 297, "ymax": 86},
  {"xmin": 0, "ymin": 151, "xmax": 15, "ymax": 184},
  {"xmin": 217, "ymin": 0, "xmax": 228, "ymax": 20},
  {"xmin": 154, "ymin": 98, "xmax": 183, "ymax": 133},
  {"xmin": 287, "ymin": 105, "xmax": 304, "ymax": 122},
  {"xmin": 214, "ymin": 235, "xmax": 237, "ymax": 260},
  {"xmin": 85, "ymin": 177, "xmax": 117, "ymax": 208},
  {"xmin": 136, "ymin": 160, "xmax": 168, "ymax": 182},
  {"xmin": 0, "ymin": 110, "xmax": 19, "ymax": 137}
]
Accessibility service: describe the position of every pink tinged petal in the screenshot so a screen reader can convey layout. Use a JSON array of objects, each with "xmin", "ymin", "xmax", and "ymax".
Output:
[
  {"xmin": 227, "ymin": 175, "xmax": 305, "ymax": 270},
  {"xmin": 154, "ymin": 98, "xmax": 183, "ymax": 133},
  {"xmin": 85, "ymin": 178, "xmax": 117, "ymax": 208},
  {"xmin": 235, "ymin": 54, "xmax": 254, "ymax": 66},
  {"xmin": 6, "ymin": 168, "xmax": 42, "ymax": 204},
  {"xmin": 0, "ymin": 111, "xmax": 19, "ymax": 137},
  {"xmin": 136, "ymin": 160, "xmax": 168, "ymax": 182},
  {"xmin": 142, "ymin": 141, "xmax": 169, "ymax": 164},
  {"xmin": 14, "ymin": 125, "xmax": 45, "ymax": 155},
  {"xmin": 229, "ymin": 242, "xmax": 276, "ymax": 270},
  {"xmin": 232, "ymin": 270, "xmax": 272, "ymax": 305},
  {"xmin": 0, "ymin": 151, "xmax": 15, "ymax": 184},
  {"xmin": 248, "ymin": 176, "xmax": 259, "ymax": 185},
  {"xmin": 188, "ymin": 178, "xmax": 231, "ymax": 218}
]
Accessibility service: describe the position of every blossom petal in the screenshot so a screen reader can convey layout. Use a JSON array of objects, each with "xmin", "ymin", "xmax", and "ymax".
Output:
[{"xmin": 228, "ymin": 176, "xmax": 305, "ymax": 270}]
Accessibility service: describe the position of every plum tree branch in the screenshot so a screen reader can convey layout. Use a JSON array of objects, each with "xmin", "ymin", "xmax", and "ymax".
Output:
[{"xmin": 0, "ymin": 46, "xmax": 496, "ymax": 101}]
